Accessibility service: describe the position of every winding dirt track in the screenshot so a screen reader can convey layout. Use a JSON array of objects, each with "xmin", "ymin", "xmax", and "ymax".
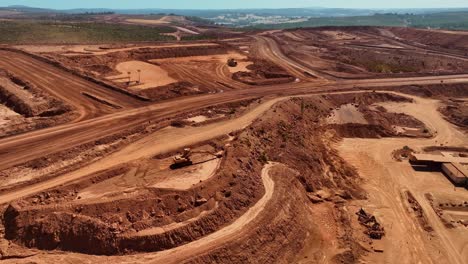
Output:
[{"xmin": 253, "ymin": 35, "xmax": 329, "ymax": 81}]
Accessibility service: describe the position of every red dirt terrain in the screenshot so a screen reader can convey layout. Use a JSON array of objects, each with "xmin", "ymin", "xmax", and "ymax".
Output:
[{"xmin": 0, "ymin": 25, "xmax": 467, "ymax": 263}]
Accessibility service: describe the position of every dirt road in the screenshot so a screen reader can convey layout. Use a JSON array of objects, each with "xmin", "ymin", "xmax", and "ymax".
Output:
[
  {"xmin": 253, "ymin": 35, "xmax": 330, "ymax": 81},
  {"xmin": 1, "ymin": 72, "xmax": 468, "ymax": 172},
  {"xmin": 338, "ymin": 93, "xmax": 468, "ymax": 264}
]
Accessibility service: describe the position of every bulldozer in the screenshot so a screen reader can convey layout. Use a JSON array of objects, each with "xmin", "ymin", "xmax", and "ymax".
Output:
[{"xmin": 171, "ymin": 148, "xmax": 224, "ymax": 170}]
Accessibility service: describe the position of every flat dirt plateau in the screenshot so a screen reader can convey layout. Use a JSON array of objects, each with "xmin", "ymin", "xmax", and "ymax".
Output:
[{"xmin": 1, "ymin": 87, "xmax": 466, "ymax": 264}]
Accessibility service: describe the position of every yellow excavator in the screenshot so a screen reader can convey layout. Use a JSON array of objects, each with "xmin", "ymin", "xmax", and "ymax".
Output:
[
  {"xmin": 171, "ymin": 148, "xmax": 223, "ymax": 169},
  {"xmin": 172, "ymin": 148, "xmax": 193, "ymax": 168}
]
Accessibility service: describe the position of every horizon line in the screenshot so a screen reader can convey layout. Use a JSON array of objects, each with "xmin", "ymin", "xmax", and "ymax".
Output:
[{"xmin": 3, "ymin": 5, "xmax": 468, "ymax": 11}]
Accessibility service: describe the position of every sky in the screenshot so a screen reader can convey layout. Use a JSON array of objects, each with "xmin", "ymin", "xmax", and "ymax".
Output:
[{"xmin": 1, "ymin": 0, "xmax": 467, "ymax": 9}]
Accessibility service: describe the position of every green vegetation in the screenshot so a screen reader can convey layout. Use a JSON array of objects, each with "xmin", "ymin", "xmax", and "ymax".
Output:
[
  {"xmin": 180, "ymin": 34, "xmax": 216, "ymax": 41},
  {"xmin": 0, "ymin": 20, "xmax": 176, "ymax": 44},
  {"xmin": 259, "ymin": 151, "xmax": 269, "ymax": 164},
  {"xmin": 250, "ymin": 12, "xmax": 468, "ymax": 31},
  {"xmin": 184, "ymin": 16, "xmax": 215, "ymax": 25},
  {"xmin": 362, "ymin": 61, "xmax": 417, "ymax": 73}
]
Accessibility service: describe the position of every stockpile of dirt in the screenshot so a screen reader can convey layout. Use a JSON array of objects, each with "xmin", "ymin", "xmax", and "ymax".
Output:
[
  {"xmin": 232, "ymin": 59, "xmax": 295, "ymax": 85},
  {"xmin": 247, "ymin": 97, "xmax": 364, "ymax": 196},
  {"xmin": 191, "ymin": 96, "xmax": 367, "ymax": 262},
  {"xmin": 188, "ymin": 165, "xmax": 313, "ymax": 263}
]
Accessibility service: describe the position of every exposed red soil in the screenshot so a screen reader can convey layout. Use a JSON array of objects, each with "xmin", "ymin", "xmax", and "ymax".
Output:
[
  {"xmin": 1, "ymin": 24, "xmax": 468, "ymax": 264},
  {"xmin": 0, "ymin": 70, "xmax": 77, "ymax": 138},
  {"xmin": 2, "ymin": 94, "xmax": 370, "ymax": 260},
  {"xmin": 439, "ymin": 99, "xmax": 468, "ymax": 131},
  {"xmin": 43, "ymin": 44, "xmax": 295, "ymax": 100},
  {"xmin": 325, "ymin": 92, "xmax": 429, "ymax": 138},
  {"xmin": 388, "ymin": 27, "xmax": 468, "ymax": 54},
  {"xmin": 50, "ymin": 44, "xmax": 229, "ymax": 75},
  {"xmin": 0, "ymin": 98, "xmax": 260, "ymax": 195},
  {"xmin": 382, "ymin": 83, "xmax": 468, "ymax": 131},
  {"xmin": 269, "ymin": 27, "xmax": 468, "ymax": 79}
]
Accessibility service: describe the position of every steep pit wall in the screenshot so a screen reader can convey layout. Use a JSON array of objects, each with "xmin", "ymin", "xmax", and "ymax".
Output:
[{"xmin": 0, "ymin": 84, "xmax": 34, "ymax": 117}]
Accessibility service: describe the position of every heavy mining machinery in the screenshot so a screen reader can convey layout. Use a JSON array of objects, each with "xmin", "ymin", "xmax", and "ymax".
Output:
[{"xmin": 171, "ymin": 148, "xmax": 223, "ymax": 169}]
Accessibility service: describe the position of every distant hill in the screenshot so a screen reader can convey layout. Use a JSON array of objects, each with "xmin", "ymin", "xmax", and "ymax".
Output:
[
  {"xmin": 1, "ymin": 5, "xmax": 55, "ymax": 13},
  {"xmin": 249, "ymin": 11, "xmax": 468, "ymax": 30},
  {"xmin": 1, "ymin": 5, "xmax": 468, "ymax": 30},
  {"xmin": 1, "ymin": 5, "xmax": 468, "ymax": 17}
]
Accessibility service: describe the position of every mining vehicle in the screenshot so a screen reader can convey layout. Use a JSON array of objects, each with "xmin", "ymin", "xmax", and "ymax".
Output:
[
  {"xmin": 172, "ymin": 148, "xmax": 193, "ymax": 169},
  {"xmin": 171, "ymin": 148, "xmax": 224, "ymax": 169},
  {"xmin": 227, "ymin": 58, "xmax": 238, "ymax": 67}
]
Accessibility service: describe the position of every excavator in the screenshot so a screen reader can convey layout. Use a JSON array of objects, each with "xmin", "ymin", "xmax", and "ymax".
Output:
[
  {"xmin": 171, "ymin": 148, "xmax": 223, "ymax": 169},
  {"xmin": 172, "ymin": 148, "xmax": 193, "ymax": 168}
]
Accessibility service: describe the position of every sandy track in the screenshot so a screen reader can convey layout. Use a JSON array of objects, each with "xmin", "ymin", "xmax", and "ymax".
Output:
[
  {"xmin": 136, "ymin": 162, "xmax": 276, "ymax": 263},
  {"xmin": 254, "ymin": 35, "xmax": 329, "ymax": 81},
  {"xmin": 1, "ymin": 163, "xmax": 278, "ymax": 264},
  {"xmin": 0, "ymin": 50, "xmax": 145, "ymax": 120}
]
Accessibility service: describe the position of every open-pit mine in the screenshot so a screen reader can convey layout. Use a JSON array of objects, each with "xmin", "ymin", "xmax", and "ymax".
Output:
[{"xmin": 0, "ymin": 15, "xmax": 467, "ymax": 264}]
